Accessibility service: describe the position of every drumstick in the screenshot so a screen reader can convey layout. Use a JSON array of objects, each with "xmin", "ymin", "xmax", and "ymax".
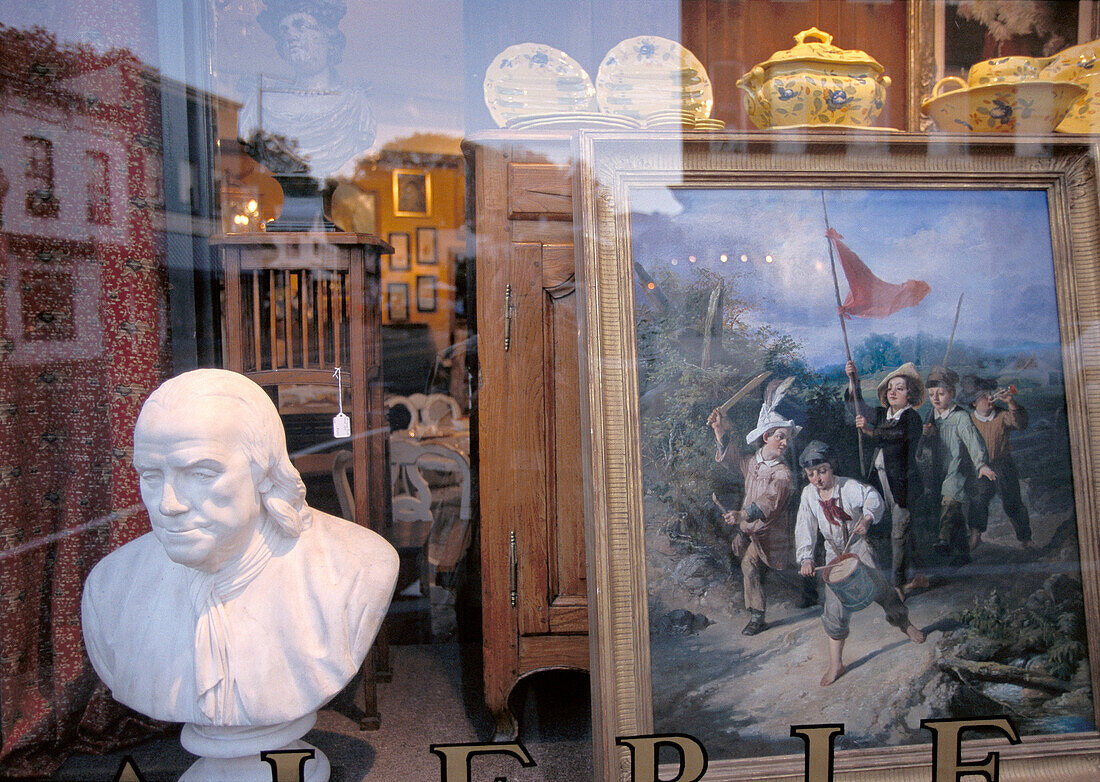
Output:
[
  {"xmin": 814, "ymin": 532, "xmax": 865, "ymax": 574},
  {"xmin": 711, "ymin": 492, "xmax": 728, "ymax": 513},
  {"xmin": 840, "ymin": 531, "xmax": 862, "ymax": 555}
]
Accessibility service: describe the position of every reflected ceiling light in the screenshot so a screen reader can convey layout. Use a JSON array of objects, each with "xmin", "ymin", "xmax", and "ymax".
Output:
[
  {"xmin": 688, "ymin": 255, "xmax": 696, "ymax": 263},
  {"xmin": 765, "ymin": 254, "xmax": 774, "ymax": 263},
  {"xmin": 740, "ymin": 254, "xmax": 748, "ymax": 263},
  {"xmin": 647, "ymin": 282, "xmax": 656, "ymax": 290},
  {"xmin": 720, "ymin": 254, "xmax": 728, "ymax": 262},
  {"xmin": 670, "ymin": 258, "xmax": 678, "ymax": 265}
]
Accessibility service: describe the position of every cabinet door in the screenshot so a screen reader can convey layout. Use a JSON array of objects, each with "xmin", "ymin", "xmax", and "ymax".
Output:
[{"xmin": 512, "ymin": 241, "xmax": 587, "ymax": 639}]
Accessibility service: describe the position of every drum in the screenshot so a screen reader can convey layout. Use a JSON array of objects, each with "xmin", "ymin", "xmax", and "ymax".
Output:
[{"xmin": 822, "ymin": 552, "xmax": 876, "ymax": 612}]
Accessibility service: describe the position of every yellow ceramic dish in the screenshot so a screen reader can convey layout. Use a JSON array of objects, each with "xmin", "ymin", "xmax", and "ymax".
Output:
[
  {"xmin": 967, "ymin": 55, "xmax": 1055, "ymax": 86},
  {"xmin": 921, "ymin": 76, "xmax": 1084, "ymax": 133},
  {"xmin": 1055, "ymin": 72, "xmax": 1100, "ymax": 133},
  {"xmin": 736, "ymin": 27, "xmax": 890, "ymax": 129},
  {"xmin": 1040, "ymin": 38, "xmax": 1100, "ymax": 83}
]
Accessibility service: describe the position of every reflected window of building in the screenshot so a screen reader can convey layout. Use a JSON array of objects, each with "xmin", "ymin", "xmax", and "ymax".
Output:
[
  {"xmin": 23, "ymin": 135, "xmax": 58, "ymax": 218},
  {"xmin": 84, "ymin": 150, "xmax": 111, "ymax": 225}
]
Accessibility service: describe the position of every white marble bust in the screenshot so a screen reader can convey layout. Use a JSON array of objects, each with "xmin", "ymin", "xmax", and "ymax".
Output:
[
  {"xmin": 238, "ymin": 0, "xmax": 376, "ymax": 180},
  {"xmin": 81, "ymin": 369, "xmax": 398, "ymax": 781}
]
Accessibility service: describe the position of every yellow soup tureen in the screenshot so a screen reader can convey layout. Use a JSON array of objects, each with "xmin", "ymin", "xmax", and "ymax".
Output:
[{"xmin": 736, "ymin": 28, "xmax": 891, "ymax": 129}]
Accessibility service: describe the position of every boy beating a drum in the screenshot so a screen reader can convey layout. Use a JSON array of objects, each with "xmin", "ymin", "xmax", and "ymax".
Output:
[{"xmin": 794, "ymin": 441, "xmax": 926, "ymax": 686}]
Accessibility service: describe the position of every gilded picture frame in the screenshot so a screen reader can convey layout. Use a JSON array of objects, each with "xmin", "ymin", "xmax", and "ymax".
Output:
[
  {"xmin": 393, "ymin": 169, "xmax": 431, "ymax": 217},
  {"xmin": 575, "ymin": 132, "xmax": 1100, "ymax": 782}
]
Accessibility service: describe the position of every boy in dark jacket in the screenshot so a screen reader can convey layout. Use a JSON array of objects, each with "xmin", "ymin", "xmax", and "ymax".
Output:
[{"xmin": 845, "ymin": 360, "xmax": 925, "ymax": 594}]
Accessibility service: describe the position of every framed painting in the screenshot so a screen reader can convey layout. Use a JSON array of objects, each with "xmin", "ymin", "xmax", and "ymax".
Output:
[
  {"xmin": 907, "ymin": 0, "xmax": 1100, "ymax": 129},
  {"xmin": 416, "ymin": 274, "xmax": 437, "ymax": 313},
  {"xmin": 393, "ymin": 169, "xmax": 431, "ymax": 217},
  {"xmin": 416, "ymin": 226, "xmax": 438, "ymax": 265},
  {"xmin": 387, "ymin": 282, "xmax": 409, "ymax": 323},
  {"xmin": 575, "ymin": 133, "xmax": 1100, "ymax": 781},
  {"xmin": 388, "ymin": 231, "xmax": 411, "ymax": 271}
]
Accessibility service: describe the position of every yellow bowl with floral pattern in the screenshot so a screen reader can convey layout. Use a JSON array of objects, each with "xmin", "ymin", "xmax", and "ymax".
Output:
[
  {"xmin": 736, "ymin": 28, "xmax": 890, "ymax": 129},
  {"xmin": 922, "ymin": 76, "xmax": 1084, "ymax": 133}
]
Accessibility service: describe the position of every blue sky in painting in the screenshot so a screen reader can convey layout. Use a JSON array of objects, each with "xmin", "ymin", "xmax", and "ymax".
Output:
[{"xmin": 629, "ymin": 187, "xmax": 1062, "ymax": 369}]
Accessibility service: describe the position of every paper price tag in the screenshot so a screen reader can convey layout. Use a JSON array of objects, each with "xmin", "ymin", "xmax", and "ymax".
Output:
[{"xmin": 333, "ymin": 413, "xmax": 351, "ymax": 438}]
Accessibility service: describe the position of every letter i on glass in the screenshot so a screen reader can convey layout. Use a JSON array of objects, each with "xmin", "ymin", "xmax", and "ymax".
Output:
[{"xmin": 332, "ymin": 367, "xmax": 351, "ymax": 438}]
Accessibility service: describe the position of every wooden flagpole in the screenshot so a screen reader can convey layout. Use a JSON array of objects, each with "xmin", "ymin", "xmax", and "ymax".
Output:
[
  {"xmin": 821, "ymin": 191, "xmax": 865, "ymax": 474},
  {"xmin": 943, "ymin": 293, "xmax": 964, "ymax": 366}
]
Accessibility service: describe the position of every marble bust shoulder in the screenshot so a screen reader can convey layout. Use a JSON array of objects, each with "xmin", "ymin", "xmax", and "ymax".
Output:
[{"xmin": 81, "ymin": 368, "xmax": 397, "ymax": 778}]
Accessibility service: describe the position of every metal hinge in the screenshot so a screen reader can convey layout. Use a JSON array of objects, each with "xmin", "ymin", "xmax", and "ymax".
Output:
[
  {"xmin": 504, "ymin": 284, "xmax": 514, "ymax": 351},
  {"xmin": 509, "ymin": 530, "xmax": 518, "ymax": 607}
]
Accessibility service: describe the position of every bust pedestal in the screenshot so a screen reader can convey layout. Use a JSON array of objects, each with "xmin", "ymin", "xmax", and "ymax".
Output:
[{"xmin": 179, "ymin": 716, "xmax": 329, "ymax": 781}]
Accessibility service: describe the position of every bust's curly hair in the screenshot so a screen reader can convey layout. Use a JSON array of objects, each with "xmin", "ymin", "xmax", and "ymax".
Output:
[
  {"xmin": 257, "ymin": 0, "xmax": 347, "ymax": 65},
  {"xmin": 138, "ymin": 369, "xmax": 312, "ymax": 538}
]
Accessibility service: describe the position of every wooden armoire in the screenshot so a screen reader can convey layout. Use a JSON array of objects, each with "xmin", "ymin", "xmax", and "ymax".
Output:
[{"xmin": 466, "ymin": 135, "xmax": 589, "ymax": 739}]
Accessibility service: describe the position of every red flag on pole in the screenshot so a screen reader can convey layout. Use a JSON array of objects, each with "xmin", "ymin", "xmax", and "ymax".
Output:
[{"xmin": 826, "ymin": 228, "xmax": 930, "ymax": 319}]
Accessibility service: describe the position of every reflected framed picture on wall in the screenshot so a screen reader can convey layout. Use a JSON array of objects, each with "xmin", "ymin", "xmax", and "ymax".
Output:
[
  {"xmin": 394, "ymin": 169, "xmax": 430, "ymax": 217},
  {"xmin": 416, "ymin": 227, "xmax": 437, "ymax": 265},
  {"xmin": 388, "ymin": 232, "xmax": 410, "ymax": 271},
  {"xmin": 387, "ymin": 282, "xmax": 409, "ymax": 322},
  {"xmin": 416, "ymin": 275, "xmax": 437, "ymax": 313}
]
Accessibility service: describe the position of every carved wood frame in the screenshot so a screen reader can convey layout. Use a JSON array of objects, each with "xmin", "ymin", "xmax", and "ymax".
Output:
[{"xmin": 574, "ymin": 132, "xmax": 1100, "ymax": 782}]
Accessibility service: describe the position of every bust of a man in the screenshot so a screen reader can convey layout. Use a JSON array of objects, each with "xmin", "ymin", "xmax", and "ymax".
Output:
[
  {"xmin": 238, "ymin": 0, "xmax": 375, "ymax": 179},
  {"xmin": 81, "ymin": 369, "xmax": 398, "ymax": 778}
]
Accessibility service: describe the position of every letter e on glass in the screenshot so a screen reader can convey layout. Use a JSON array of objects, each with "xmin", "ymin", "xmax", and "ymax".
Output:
[
  {"xmin": 430, "ymin": 741, "xmax": 535, "ymax": 782},
  {"xmin": 921, "ymin": 716, "xmax": 1021, "ymax": 781}
]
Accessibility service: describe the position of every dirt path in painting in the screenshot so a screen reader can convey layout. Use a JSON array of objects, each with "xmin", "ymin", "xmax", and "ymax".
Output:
[{"xmin": 646, "ymin": 483, "xmax": 1082, "ymax": 761}]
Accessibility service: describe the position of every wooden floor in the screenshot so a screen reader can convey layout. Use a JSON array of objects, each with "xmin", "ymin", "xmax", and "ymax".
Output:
[{"xmin": 50, "ymin": 643, "xmax": 592, "ymax": 782}]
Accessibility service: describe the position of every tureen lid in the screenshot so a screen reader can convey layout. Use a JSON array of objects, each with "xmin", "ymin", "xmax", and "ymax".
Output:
[{"xmin": 753, "ymin": 27, "xmax": 885, "ymax": 73}]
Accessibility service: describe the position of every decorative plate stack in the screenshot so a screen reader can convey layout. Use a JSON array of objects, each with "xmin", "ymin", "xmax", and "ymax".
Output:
[
  {"xmin": 642, "ymin": 110, "xmax": 726, "ymax": 130},
  {"xmin": 484, "ymin": 37, "xmax": 718, "ymax": 130},
  {"xmin": 595, "ymin": 36, "xmax": 714, "ymax": 122},
  {"xmin": 505, "ymin": 112, "xmax": 641, "ymax": 131},
  {"xmin": 483, "ymin": 43, "xmax": 599, "ymax": 128}
]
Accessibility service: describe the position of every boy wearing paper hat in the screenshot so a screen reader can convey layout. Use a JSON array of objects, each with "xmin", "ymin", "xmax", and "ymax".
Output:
[{"xmin": 708, "ymin": 378, "xmax": 800, "ymax": 636}]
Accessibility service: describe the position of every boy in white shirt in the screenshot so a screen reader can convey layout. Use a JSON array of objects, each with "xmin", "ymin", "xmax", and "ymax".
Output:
[{"xmin": 795, "ymin": 441, "xmax": 926, "ymax": 686}]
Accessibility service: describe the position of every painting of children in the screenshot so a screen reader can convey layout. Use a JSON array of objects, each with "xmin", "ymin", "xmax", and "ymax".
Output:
[{"xmin": 633, "ymin": 185, "xmax": 1092, "ymax": 761}]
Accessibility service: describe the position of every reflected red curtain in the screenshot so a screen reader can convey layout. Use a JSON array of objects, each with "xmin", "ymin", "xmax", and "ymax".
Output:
[{"xmin": 0, "ymin": 26, "xmax": 171, "ymax": 776}]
